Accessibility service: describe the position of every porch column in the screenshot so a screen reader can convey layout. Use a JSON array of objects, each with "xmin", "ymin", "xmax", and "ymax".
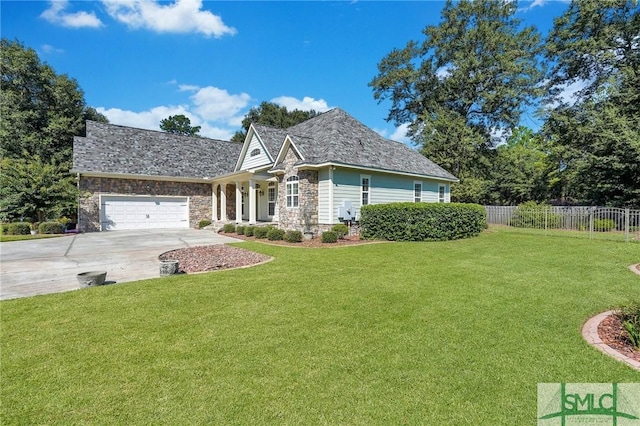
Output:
[
  {"xmin": 235, "ymin": 181, "xmax": 243, "ymax": 224},
  {"xmin": 220, "ymin": 184, "xmax": 227, "ymax": 221},
  {"xmin": 249, "ymin": 179, "xmax": 256, "ymax": 225},
  {"xmin": 211, "ymin": 184, "xmax": 218, "ymax": 221}
]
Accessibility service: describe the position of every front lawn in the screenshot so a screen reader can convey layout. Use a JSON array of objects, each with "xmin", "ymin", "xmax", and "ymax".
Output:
[{"xmin": 2, "ymin": 229, "xmax": 639, "ymax": 424}]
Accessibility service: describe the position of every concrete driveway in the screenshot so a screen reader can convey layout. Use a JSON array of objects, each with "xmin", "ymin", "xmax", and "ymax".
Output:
[{"xmin": 0, "ymin": 229, "xmax": 240, "ymax": 300}]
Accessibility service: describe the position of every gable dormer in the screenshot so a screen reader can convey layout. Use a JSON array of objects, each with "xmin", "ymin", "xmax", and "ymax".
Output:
[{"xmin": 235, "ymin": 124, "xmax": 274, "ymax": 172}]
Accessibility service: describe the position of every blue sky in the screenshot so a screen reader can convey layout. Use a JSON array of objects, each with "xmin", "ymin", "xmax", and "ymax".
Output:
[{"xmin": 2, "ymin": 0, "xmax": 571, "ymax": 143}]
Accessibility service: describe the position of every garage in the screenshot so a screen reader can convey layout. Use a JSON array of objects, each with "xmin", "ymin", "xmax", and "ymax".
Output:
[{"xmin": 101, "ymin": 196, "xmax": 189, "ymax": 231}]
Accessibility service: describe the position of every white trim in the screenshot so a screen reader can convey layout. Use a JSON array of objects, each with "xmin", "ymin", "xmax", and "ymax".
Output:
[
  {"xmin": 360, "ymin": 174, "xmax": 371, "ymax": 207},
  {"xmin": 286, "ymin": 175, "xmax": 299, "ymax": 208},
  {"xmin": 413, "ymin": 181, "xmax": 423, "ymax": 203},
  {"xmin": 234, "ymin": 124, "xmax": 274, "ymax": 172},
  {"xmin": 438, "ymin": 184, "xmax": 446, "ymax": 203},
  {"xmin": 293, "ymin": 162, "xmax": 458, "ymax": 183},
  {"xmin": 74, "ymin": 171, "xmax": 212, "ymax": 184},
  {"xmin": 328, "ymin": 167, "xmax": 334, "ymax": 225},
  {"xmin": 272, "ymin": 135, "xmax": 305, "ymax": 167}
]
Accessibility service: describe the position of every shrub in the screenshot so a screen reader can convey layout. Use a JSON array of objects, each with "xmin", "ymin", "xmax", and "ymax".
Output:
[
  {"xmin": 284, "ymin": 230, "xmax": 302, "ymax": 243},
  {"xmin": 331, "ymin": 224, "xmax": 349, "ymax": 239},
  {"xmin": 222, "ymin": 223, "xmax": 236, "ymax": 233},
  {"xmin": 244, "ymin": 226, "xmax": 255, "ymax": 237},
  {"xmin": 236, "ymin": 225, "xmax": 245, "ymax": 235},
  {"xmin": 6, "ymin": 222, "xmax": 30, "ymax": 235},
  {"xmin": 267, "ymin": 228, "xmax": 285, "ymax": 241},
  {"xmin": 0, "ymin": 224, "xmax": 7, "ymax": 235},
  {"xmin": 253, "ymin": 227, "xmax": 269, "ymax": 239},
  {"xmin": 198, "ymin": 219, "xmax": 212, "ymax": 229},
  {"xmin": 615, "ymin": 302, "xmax": 640, "ymax": 349},
  {"xmin": 321, "ymin": 231, "xmax": 338, "ymax": 243},
  {"xmin": 593, "ymin": 218, "xmax": 616, "ymax": 232},
  {"xmin": 360, "ymin": 202, "xmax": 486, "ymax": 241},
  {"xmin": 511, "ymin": 202, "xmax": 562, "ymax": 229},
  {"xmin": 39, "ymin": 221, "xmax": 63, "ymax": 234}
]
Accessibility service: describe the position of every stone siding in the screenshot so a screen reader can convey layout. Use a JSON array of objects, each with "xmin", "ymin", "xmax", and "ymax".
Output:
[
  {"xmin": 79, "ymin": 176, "xmax": 212, "ymax": 232},
  {"xmin": 277, "ymin": 148, "xmax": 319, "ymax": 233}
]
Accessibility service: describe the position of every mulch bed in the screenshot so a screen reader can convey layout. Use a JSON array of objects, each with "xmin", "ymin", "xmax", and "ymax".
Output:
[
  {"xmin": 159, "ymin": 245, "xmax": 271, "ymax": 273},
  {"xmin": 598, "ymin": 313, "xmax": 640, "ymax": 363}
]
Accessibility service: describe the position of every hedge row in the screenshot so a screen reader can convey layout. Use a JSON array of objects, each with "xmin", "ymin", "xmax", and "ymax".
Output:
[{"xmin": 360, "ymin": 202, "xmax": 486, "ymax": 241}]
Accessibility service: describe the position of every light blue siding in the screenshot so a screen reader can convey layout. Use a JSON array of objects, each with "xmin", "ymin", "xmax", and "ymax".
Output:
[
  {"xmin": 318, "ymin": 168, "xmax": 331, "ymax": 224},
  {"xmin": 329, "ymin": 168, "xmax": 451, "ymax": 223},
  {"xmin": 240, "ymin": 134, "xmax": 271, "ymax": 170}
]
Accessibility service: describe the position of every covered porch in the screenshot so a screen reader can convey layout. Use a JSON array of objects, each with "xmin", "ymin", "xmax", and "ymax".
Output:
[{"xmin": 210, "ymin": 173, "xmax": 278, "ymax": 225}]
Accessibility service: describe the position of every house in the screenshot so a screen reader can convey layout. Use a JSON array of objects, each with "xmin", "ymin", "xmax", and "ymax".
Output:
[{"xmin": 72, "ymin": 108, "xmax": 458, "ymax": 232}]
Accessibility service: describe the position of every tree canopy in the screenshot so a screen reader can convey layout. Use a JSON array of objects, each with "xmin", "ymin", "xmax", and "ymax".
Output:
[
  {"xmin": 0, "ymin": 38, "xmax": 106, "ymax": 222},
  {"xmin": 542, "ymin": 0, "xmax": 640, "ymax": 207},
  {"xmin": 231, "ymin": 102, "xmax": 320, "ymax": 142},
  {"xmin": 159, "ymin": 114, "xmax": 201, "ymax": 136},
  {"xmin": 0, "ymin": 38, "xmax": 107, "ymax": 162},
  {"xmin": 369, "ymin": 0, "xmax": 545, "ymax": 203}
]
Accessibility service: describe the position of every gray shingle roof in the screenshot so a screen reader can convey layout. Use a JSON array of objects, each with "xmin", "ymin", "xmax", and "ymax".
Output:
[
  {"xmin": 280, "ymin": 108, "xmax": 457, "ymax": 180},
  {"xmin": 73, "ymin": 121, "xmax": 242, "ymax": 179},
  {"xmin": 250, "ymin": 124, "xmax": 287, "ymax": 160}
]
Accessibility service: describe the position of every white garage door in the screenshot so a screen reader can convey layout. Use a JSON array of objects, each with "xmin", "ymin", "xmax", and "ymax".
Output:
[{"xmin": 101, "ymin": 196, "xmax": 189, "ymax": 230}]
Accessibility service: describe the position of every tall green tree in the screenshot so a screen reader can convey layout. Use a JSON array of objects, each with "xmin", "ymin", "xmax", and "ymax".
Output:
[
  {"xmin": 489, "ymin": 127, "xmax": 554, "ymax": 205},
  {"xmin": 0, "ymin": 156, "xmax": 77, "ymax": 222},
  {"xmin": 543, "ymin": 0, "xmax": 640, "ymax": 207},
  {"xmin": 0, "ymin": 38, "xmax": 105, "ymax": 162},
  {"xmin": 370, "ymin": 0, "xmax": 545, "ymax": 203},
  {"xmin": 231, "ymin": 102, "xmax": 319, "ymax": 142},
  {"xmin": 0, "ymin": 38, "xmax": 106, "ymax": 222},
  {"xmin": 159, "ymin": 114, "xmax": 201, "ymax": 136}
]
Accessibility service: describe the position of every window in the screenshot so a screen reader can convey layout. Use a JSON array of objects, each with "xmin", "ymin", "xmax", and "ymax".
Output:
[
  {"xmin": 286, "ymin": 176, "xmax": 299, "ymax": 208},
  {"xmin": 438, "ymin": 185, "xmax": 446, "ymax": 203},
  {"xmin": 361, "ymin": 175, "xmax": 370, "ymax": 206},
  {"xmin": 250, "ymin": 148, "xmax": 260, "ymax": 157},
  {"xmin": 413, "ymin": 182, "xmax": 422, "ymax": 203},
  {"xmin": 268, "ymin": 182, "xmax": 276, "ymax": 216}
]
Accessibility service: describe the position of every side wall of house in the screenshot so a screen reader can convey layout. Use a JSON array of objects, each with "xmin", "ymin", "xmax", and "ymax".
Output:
[
  {"xmin": 79, "ymin": 176, "xmax": 212, "ymax": 232},
  {"xmin": 331, "ymin": 168, "xmax": 451, "ymax": 221}
]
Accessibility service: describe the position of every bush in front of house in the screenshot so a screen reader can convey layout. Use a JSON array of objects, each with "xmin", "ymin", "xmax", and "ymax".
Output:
[
  {"xmin": 360, "ymin": 202, "xmax": 486, "ymax": 241},
  {"xmin": 511, "ymin": 201, "xmax": 562, "ymax": 229},
  {"xmin": 284, "ymin": 230, "xmax": 302, "ymax": 243},
  {"xmin": 321, "ymin": 231, "xmax": 338, "ymax": 243},
  {"xmin": 222, "ymin": 223, "xmax": 236, "ymax": 233},
  {"xmin": 593, "ymin": 218, "xmax": 616, "ymax": 232},
  {"xmin": 236, "ymin": 225, "xmax": 245, "ymax": 235},
  {"xmin": 198, "ymin": 219, "xmax": 212, "ymax": 229},
  {"xmin": 39, "ymin": 221, "xmax": 63, "ymax": 234},
  {"xmin": 267, "ymin": 228, "xmax": 285, "ymax": 241},
  {"xmin": 331, "ymin": 224, "xmax": 349, "ymax": 239},
  {"xmin": 5, "ymin": 222, "xmax": 31, "ymax": 235},
  {"xmin": 244, "ymin": 226, "xmax": 255, "ymax": 237},
  {"xmin": 253, "ymin": 227, "xmax": 269, "ymax": 239}
]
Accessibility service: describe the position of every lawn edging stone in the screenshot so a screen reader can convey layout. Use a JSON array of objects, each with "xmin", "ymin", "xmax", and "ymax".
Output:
[{"xmin": 582, "ymin": 310, "xmax": 640, "ymax": 371}]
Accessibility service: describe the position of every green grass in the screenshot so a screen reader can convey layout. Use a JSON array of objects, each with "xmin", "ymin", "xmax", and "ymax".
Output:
[
  {"xmin": 2, "ymin": 229, "xmax": 639, "ymax": 424},
  {"xmin": 0, "ymin": 233, "xmax": 63, "ymax": 242}
]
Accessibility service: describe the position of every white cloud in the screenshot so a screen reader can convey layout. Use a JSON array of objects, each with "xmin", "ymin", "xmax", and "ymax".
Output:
[
  {"xmin": 40, "ymin": 0, "xmax": 103, "ymax": 28},
  {"xmin": 96, "ymin": 105, "xmax": 193, "ymax": 131},
  {"xmin": 41, "ymin": 44, "xmax": 65, "ymax": 55},
  {"xmin": 178, "ymin": 84, "xmax": 200, "ymax": 92},
  {"xmin": 389, "ymin": 123, "xmax": 411, "ymax": 144},
  {"xmin": 190, "ymin": 86, "xmax": 251, "ymax": 122},
  {"xmin": 270, "ymin": 96, "xmax": 332, "ymax": 112},
  {"xmin": 102, "ymin": 0, "xmax": 236, "ymax": 37}
]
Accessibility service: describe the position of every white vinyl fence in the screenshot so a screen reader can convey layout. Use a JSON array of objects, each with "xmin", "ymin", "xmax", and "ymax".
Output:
[{"xmin": 485, "ymin": 206, "xmax": 640, "ymax": 242}]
